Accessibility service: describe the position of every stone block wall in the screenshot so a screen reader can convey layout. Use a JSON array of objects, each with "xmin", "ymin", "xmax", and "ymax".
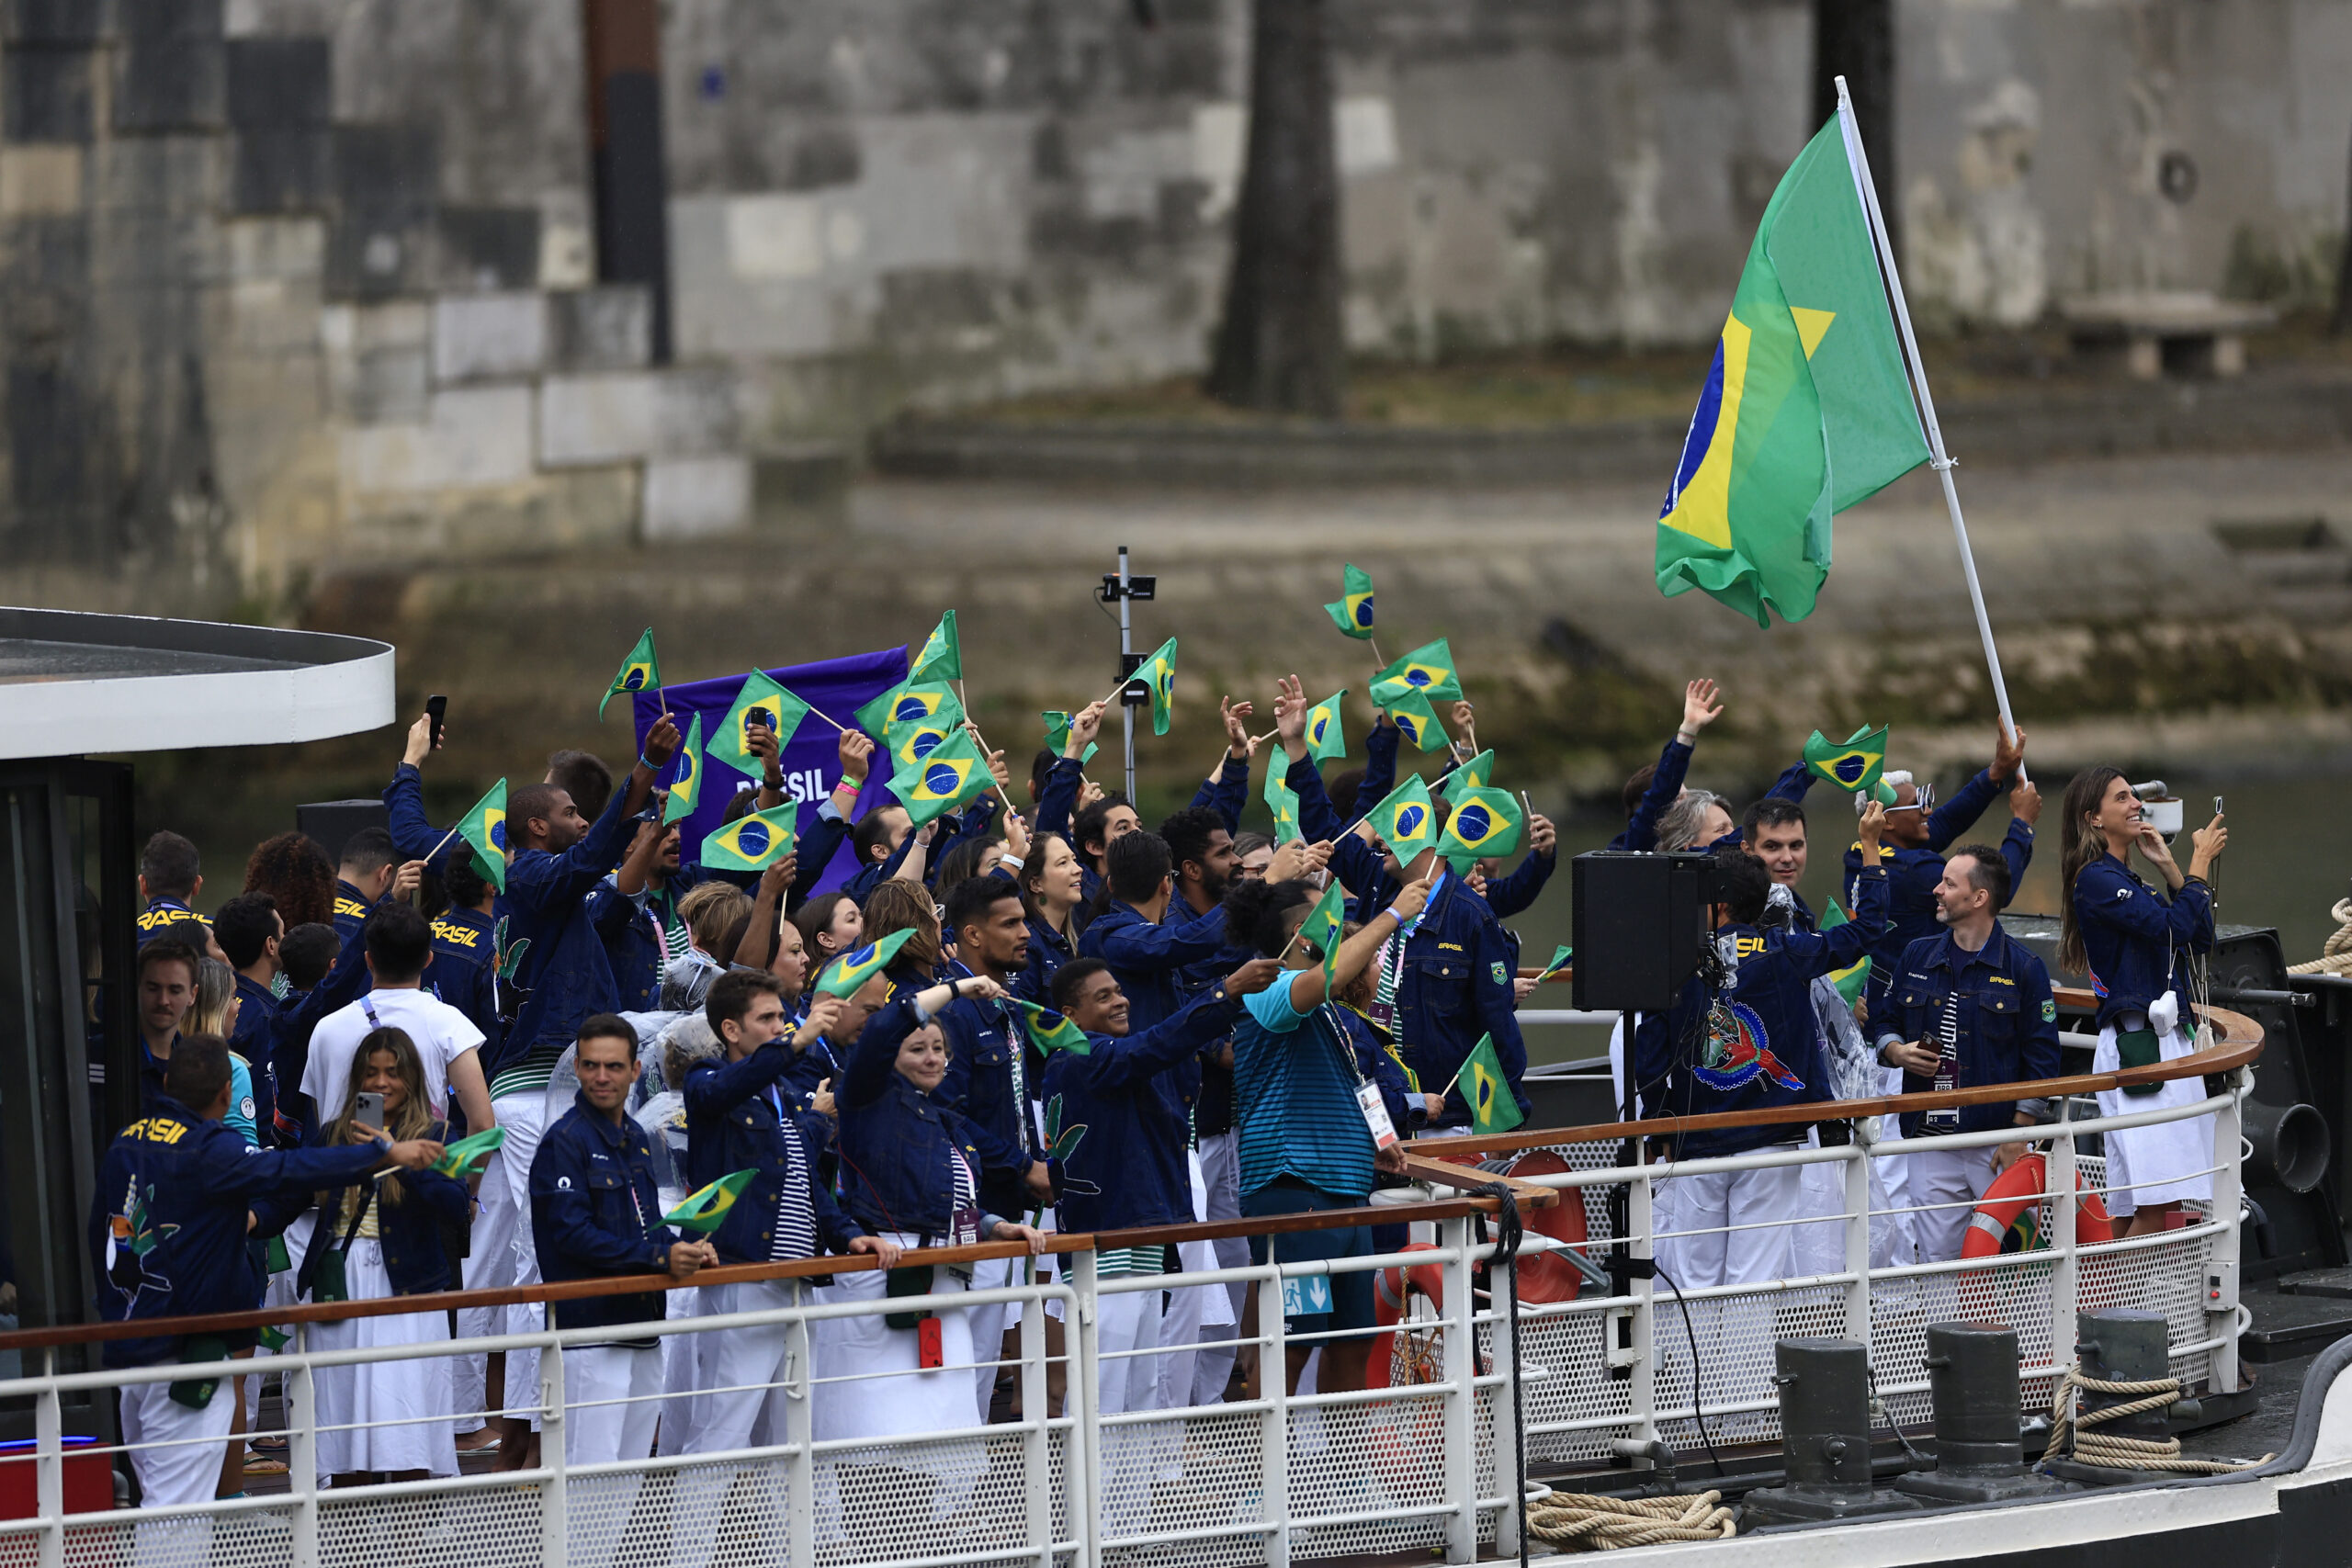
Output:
[{"xmin": 0, "ymin": 0, "xmax": 2346, "ymax": 595}]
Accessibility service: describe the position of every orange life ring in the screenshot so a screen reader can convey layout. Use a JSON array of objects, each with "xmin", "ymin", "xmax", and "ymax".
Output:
[
  {"xmin": 1961, "ymin": 1152, "xmax": 2114, "ymax": 1257},
  {"xmin": 1957, "ymin": 1152, "xmax": 2115, "ymax": 1319},
  {"xmin": 1501, "ymin": 1150, "xmax": 1592, "ymax": 1305}
]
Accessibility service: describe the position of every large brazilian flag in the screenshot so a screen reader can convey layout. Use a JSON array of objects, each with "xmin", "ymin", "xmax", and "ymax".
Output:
[{"xmin": 1656, "ymin": 117, "xmax": 1928, "ymax": 626}]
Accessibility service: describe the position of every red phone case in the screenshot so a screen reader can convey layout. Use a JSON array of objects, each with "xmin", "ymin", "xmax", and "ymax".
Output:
[{"xmin": 917, "ymin": 1315, "xmax": 944, "ymax": 1369}]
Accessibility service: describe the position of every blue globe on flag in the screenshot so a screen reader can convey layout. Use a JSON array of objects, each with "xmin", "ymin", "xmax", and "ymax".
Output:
[
  {"xmin": 736, "ymin": 820, "xmax": 770, "ymax": 858},
  {"xmin": 924, "ymin": 761, "xmax": 961, "ymax": 796}
]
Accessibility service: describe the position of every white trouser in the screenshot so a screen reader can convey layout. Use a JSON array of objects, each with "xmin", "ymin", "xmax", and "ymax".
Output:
[
  {"xmin": 967, "ymin": 1254, "xmax": 1015, "ymax": 1419},
  {"xmin": 1654, "ymin": 1163, "xmax": 1804, "ymax": 1290},
  {"xmin": 1096, "ymin": 1285, "xmax": 1165, "ymax": 1535},
  {"xmin": 653, "ymin": 1285, "xmax": 700, "ymax": 1456},
  {"xmin": 562, "ymin": 1345, "xmax": 663, "ymax": 1568},
  {"xmin": 479, "ymin": 1094, "xmax": 548, "ymax": 1427},
  {"xmin": 669, "ymin": 1280, "xmax": 804, "ymax": 1567},
  {"xmin": 1907, "ymin": 1143, "xmax": 2002, "ymax": 1264},
  {"xmin": 2095, "ymin": 1020, "xmax": 2215, "ymax": 1215},
  {"xmin": 120, "ymin": 1376, "xmax": 234, "ymax": 1510},
  {"xmin": 1195, "ymin": 1128, "xmax": 1250, "ymax": 1381},
  {"xmin": 1654, "ymin": 1162, "xmax": 1804, "ymax": 1428}
]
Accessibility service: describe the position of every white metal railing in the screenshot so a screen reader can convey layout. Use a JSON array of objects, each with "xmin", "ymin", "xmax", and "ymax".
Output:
[{"xmin": 0, "ymin": 1070, "xmax": 2247, "ymax": 1568}]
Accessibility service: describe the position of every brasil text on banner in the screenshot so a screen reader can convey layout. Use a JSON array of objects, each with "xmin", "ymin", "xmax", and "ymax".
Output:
[
  {"xmin": 633, "ymin": 645, "xmax": 910, "ymax": 894},
  {"xmin": 1655, "ymin": 114, "xmax": 1929, "ymax": 627}
]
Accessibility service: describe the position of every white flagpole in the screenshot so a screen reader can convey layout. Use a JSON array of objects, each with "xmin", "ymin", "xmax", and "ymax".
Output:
[{"xmin": 1833, "ymin": 75, "xmax": 2025, "ymax": 781}]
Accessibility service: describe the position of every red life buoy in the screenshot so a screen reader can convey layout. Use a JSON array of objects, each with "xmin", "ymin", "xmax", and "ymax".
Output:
[
  {"xmin": 1957, "ymin": 1151, "xmax": 2114, "ymax": 1319},
  {"xmin": 1502, "ymin": 1150, "xmax": 1592, "ymax": 1305},
  {"xmin": 1961, "ymin": 1152, "xmax": 2115, "ymax": 1257}
]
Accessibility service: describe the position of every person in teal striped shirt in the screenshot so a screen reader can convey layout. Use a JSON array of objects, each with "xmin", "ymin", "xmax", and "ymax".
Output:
[{"xmin": 1223, "ymin": 869, "xmax": 1432, "ymax": 1399}]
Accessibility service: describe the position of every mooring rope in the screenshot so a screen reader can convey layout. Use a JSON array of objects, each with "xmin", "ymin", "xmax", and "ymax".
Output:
[
  {"xmin": 1523, "ymin": 1489, "xmax": 1738, "ymax": 1550},
  {"xmin": 2288, "ymin": 897, "xmax": 2352, "ymax": 975},
  {"xmin": 2040, "ymin": 1367, "xmax": 2268, "ymax": 1474}
]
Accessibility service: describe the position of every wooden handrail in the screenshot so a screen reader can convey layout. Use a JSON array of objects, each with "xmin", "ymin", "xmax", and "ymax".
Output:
[
  {"xmin": 1436, "ymin": 1003, "xmax": 2260, "ymax": 1161},
  {"xmin": 1510, "ymin": 969, "xmax": 2105, "ymax": 1015},
  {"xmin": 0, "ymin": 1197, "xmax": 1503, "ymax": 1354},
  {"xmin": 0, "ymin": 1008, "xmax": 2256, "ymax": 1357}
]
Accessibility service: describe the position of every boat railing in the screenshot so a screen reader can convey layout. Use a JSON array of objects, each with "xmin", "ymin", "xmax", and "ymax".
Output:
[{"xmin": 0, "ymin": 1009, "xmax": 2259, "ymax": 1568}]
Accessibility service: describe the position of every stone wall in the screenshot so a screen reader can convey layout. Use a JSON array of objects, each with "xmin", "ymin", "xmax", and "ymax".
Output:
[{"xmin": 0, "ymin": 0, "xmax": 2346, "ymax": 594}]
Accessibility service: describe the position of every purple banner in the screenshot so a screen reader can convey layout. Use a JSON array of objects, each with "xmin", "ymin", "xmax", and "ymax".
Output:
[{"xmin": 633, "ymin": 645, "xmax": 909, "ymax": 892}]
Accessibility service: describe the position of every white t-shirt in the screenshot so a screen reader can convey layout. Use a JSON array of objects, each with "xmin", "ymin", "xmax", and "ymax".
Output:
[{"xmin": 302, "ymin": 987, "xmax": 487, "ymax": 1125}]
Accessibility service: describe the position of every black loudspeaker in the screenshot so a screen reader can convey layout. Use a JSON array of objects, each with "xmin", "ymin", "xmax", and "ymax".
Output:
[
  {"xmin": 1571, "ymin": 852, "xmax": 1718, "ymax": 1013},
  {"xmin": 296, "ymin": 800, "xmax": 390, "ymax": 867}
]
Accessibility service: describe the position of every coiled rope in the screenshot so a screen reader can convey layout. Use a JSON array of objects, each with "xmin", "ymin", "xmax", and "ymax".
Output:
[
  {"xmin": 1523, "ymin": 1489, "xmax": 1737, "ymax": 1550},
  {"xmin": 2288, "ymin": 897, "xmax": 2352, "ymax": 975},
  {"xmin": 2038, "ymin": 1368, "xmax": 2268, "ymax": 1473}
]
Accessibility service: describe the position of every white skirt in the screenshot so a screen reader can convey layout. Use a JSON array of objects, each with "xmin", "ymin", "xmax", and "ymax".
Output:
[
  {"xmin": 311, "ymin": 1240, "xmax": 459, "ymax": 1477},
  {"xmin": 2094, "ymin": 1021, "xmax": 2217, "ymax": 1213},
  {"xmin": 812, "ymin": 1236, "xmax": 984, "ymax": 1443}
]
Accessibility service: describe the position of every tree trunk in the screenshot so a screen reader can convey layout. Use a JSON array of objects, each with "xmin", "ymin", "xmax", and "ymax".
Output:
[
  {"xmin": 2334, "ymin": 118, "xmax": 2352, "ymax": 334},
  {"xmin": 1815, "ymin": 0, "xmax": 1897, "ymax": 263},
  {"xmin": 1205, "ymin": 0, "xmax": 1344, "ymax": 417}
]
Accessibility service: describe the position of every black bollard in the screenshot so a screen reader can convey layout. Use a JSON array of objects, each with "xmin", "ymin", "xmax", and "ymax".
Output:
[
  {"xmin": 2043, "ymin": 1309, "xmax": 2195, "ymax": 1485},
  {"xmin": 1894, "ymin": 1324, "xmax": 2069, "ymax": 1503},
  {"xmin": 1742, "ymin": 1338, "xmax": 1925, "ymax": 1526}
]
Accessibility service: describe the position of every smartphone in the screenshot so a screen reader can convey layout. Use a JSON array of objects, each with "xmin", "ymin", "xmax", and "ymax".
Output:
[
  {"xmin": 917, "ymin": 1314, "xmax": 944, "ymax": 1370},
  {"xmin": 425, "ymin": 694, "xmax": 447, "ymax": 750},
  {"xmin": 353, "ymin": 1090, "xmax": 386, "ymax": 1132}
]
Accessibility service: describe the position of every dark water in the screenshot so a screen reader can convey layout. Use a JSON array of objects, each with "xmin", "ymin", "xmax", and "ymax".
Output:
[{"xmin": 1507, "ymin": 770, "xmax": 2349, "ymax": 1068}]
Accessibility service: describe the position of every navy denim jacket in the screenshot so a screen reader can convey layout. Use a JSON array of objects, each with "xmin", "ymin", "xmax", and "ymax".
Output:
[
  {"xmin": 1042, "ymin": 982, "xmax": 1240, "ymax": 1233},
  {"xmin": 1842, "ymin": 768, "xmax": 2032, "ymax": 1009},
  {"xmin": 530, "ymin": 1094, "xmax": 679, "ymax": 1332},
  {"xmin": 2072, "ymin": 855, "xmax": 2215, "ymax": 1030},
  {"xmin": 90, "ymin": 1098, "xmax": 384, "ymax": 1366},
  {"xmin": 304, "ymin": 1118, "xmax": 471, "ymax": 1295},
  {"xmin": 1876, "ymin": 926, "xmax": 2063, "ymax": 1136},
  {"xmin": 499, "ymin": 787, "xmax": 644, "ymax": 1076},
  {"xmin": 836, "ymin": 996, "xmax": 1010, "ymax": 1237},
  {"xmin": 684, "ymin": 1041, "xmax": 865, "ymax": 1265}
]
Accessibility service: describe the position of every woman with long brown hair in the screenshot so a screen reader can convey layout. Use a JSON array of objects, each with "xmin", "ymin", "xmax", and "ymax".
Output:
[
  {"xmin": 2058, "ymin": 767, "xmax": 2227, "ymax": 1237},
  {"xmin": 304, "ymin": 1028, "xmax": 471, "ymax": 1484}
]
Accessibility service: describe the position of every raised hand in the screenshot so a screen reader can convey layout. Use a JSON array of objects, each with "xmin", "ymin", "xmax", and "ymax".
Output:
[
  {"xmin": 1992, "ymin": 721, "xmax": 2029, "ymax": 784},
  {"xmin": 1221, "ymin": 694, "xmax": 1254, "ymax": 752},
  {"xmin": 1068, "ymin": 701, "xmax": 1105, "ymax": 751},
  {"xmin": 837, "ymin": 728, "xmax": 875, "ymax": 784},
  {"xmin": 1680, "ymin": 679, "xmax": 1724, "ymax": 738},
  {"xmin": 641, "ymin": 714, "xmax": 682, "ymax": 769},
  {"xmin": 1273, "ymin": 674, "xmax": 1309, "ymax": 751}
]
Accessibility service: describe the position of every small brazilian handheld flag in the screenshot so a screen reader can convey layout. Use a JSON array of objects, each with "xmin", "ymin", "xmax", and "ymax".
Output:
[
  {"xmin": 1655, "ymin": 114, "xmax": 1930, "ymax": 626},
  {"xmin": 1438, "ymin": 785, "xmax": 1524, "ymax": 871},
  {"xmin": 910, "ymin": 610, "xmax": 962, "ymax": 684},
  {"xmin": 1367, "ymin": 774, "xmax": 1438, "ymax": 860},
  {"xmin": 458, "ymin": 779, "xmax": 509, "ymax": 894},
  {"xmin": 815, "ymin": 927, "xmax": 919, "ymax": 998},
  {"xmin": 703, "ymin": 805, "xmax": 797, "ymax": 873},
  {"xmin": 1042, "ymin": 710, "xmax": 1100, "ymax": 765},
  {"xmin": 664, "ymin": 1169, "xmax": 757, "ymax": 1234},
  {"xmin": 1324, "ymin": 563, "xmax": 1375, "ymax": 640},
  {"xmin": 715, "ymin": 670, "xmax": 810, "ymax": 776},
  {"xmin": 433, "ymin": 1125, "xmax": 506, "ymax": 1179},
  {"xmin": 1819, "ymin": 897, "xmax": 1872, "ymax": 1007},
  {"xmin": 856, "ymin": 681, "xmax": 955, "ymax": 741},
  {"xmin": 1385, "ymin": 689, "xmax": 1445, "ymax": 751},
  {"xmin": 890, "ymin": 726, "xmax": 992, "ymax": 827},
  {"xmin": 1804, "ymin": 724, "xmax": 1889, "ymax": 793},
  {"xmin": 888, "ymin": 688, "xmax": 968, "ymax": 773},
  {"xmin": 1535, "ymin": 944, "xmax": 1572, "ymax": 981},
  {"xmin": 1304, "ymin": 688, "xmax": 1349, "ymax": 762},
  {"xmin": 1453, "ymin": 1034, "xmax": 1524, "ymax": 1134},
  {"xmin": 1298, "ymin": 877, "xmax": 1347, "ymax": 997},
  {"xmin": 1442, "ymin": 749, "xmax": 1495, "ymax": 805},
  {"xmin": 1263, "ymin": 776, "xmax": 1303, "ymax": 844},
  {"xmin": 662, "ymin": 713, "xmax": 705, "ymax": 827},
  {"xmin": 600, "ymin": 628, "xmax": 660, "ymax": 718},
  {"xmin": 1138, "ymin": 636, "xmax": 1178, "ymax": 737},
  {"xmin": 1371, "ymin": 637, "xmax": 1462, "ymax": 704},
  {"xmin": 1008, "ymin": 998, "xmax": 1091, "ymax": 1056}
]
